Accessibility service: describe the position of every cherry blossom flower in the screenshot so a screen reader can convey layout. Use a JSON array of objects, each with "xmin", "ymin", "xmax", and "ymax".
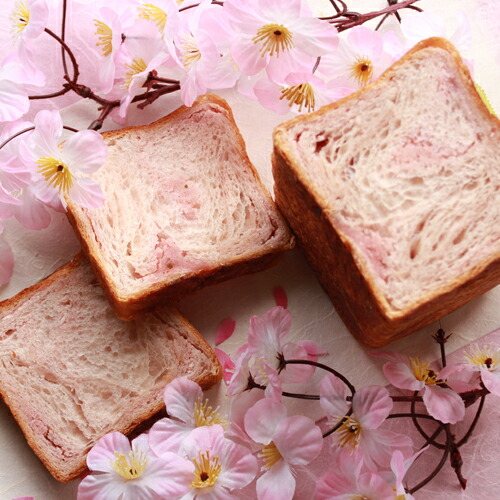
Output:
[
  {"xmin": 320, "ymin": 374, "xmax": 413, "ymax": 471},
  {"xmin": 372, "ymin": 351, "xmax": 466, "ymax": 424},
  {"xmin": 0, "ymin": 223, "xmax": 14, "ymax": 285},
  {"xmin": 8, "ymin": 0, "xmax": 48, "ymax": 42},
  {"xmin": 26, "ymin": 110, "xmax": 106, "ymax": 210},
  {"xmin": 319, "ymin": 26, "xmax": 398, "ymax": 90},
  {"xmin": 179, "ymin": 424, "xmax": 258, "ymax": 499},
  {"xmin": 254, "ymin": 71, "xmax": 351, "ymax": 114},
  {"xmin": 315, "ymin": 453, "xmax": 395, "ymax": 500},
  {"xmin": 244, "ymin": 397, "xmax": 323, "ymax": 500},
  {"xmin": 78, "ymin": 432, "xmax": 194, "ymax": 500},
  {"xmin": 223, "ymin": 0, "xmax": 338, "ymax": 82},
  {"xmin": 149, "ymin": 377, "xmax": 227, "ymax": 456},
  {"xmin": 462, "ymin": 344, "xmax": 500, "ymax": 396}
]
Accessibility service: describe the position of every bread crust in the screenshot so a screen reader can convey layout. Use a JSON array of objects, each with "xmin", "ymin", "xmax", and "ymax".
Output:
[
  {"xmin": 66, "ymin": 94, "xmax": 294, "ymax": 320},
  {"xmin": 0, "ymin": 254, "xmax": 222, "ymax": 482},
  {"xmin": 273, "ymin": 38, "xmax": 500, "ymax": 347}
]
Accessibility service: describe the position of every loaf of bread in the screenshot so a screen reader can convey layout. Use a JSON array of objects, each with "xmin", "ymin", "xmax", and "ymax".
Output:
[
  {"xmin": 273, "ymin": 38, "xmax": 500, "ymax": 347},
  {"xmin": 66, "ymin": 95, "xmax": 294, "ymax": 320},
  {"xmin": 0, "ymin": 254, "xmax": 221, "ymax": 482}
]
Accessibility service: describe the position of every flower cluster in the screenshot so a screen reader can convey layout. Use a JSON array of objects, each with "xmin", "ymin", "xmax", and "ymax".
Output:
[
  {"xmin": 1, "ymin": 0, "xmax": 458, "ymax": 285},
  {"xmin": 78, "ymin": 299, "xmax": 499, "ymax": 500}
]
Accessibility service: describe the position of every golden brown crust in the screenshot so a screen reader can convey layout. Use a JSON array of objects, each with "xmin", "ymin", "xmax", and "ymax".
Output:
[
  {"xmin": 66, "ymin": 94, "xmax": 294, "ymax": 320},
  {"xmin": 0, "ymin": 255, "xmax": 222, "ymax": 482},
  {"xmin": 273, "ymin": 38, "xmax": 500, "ymax": 347}
]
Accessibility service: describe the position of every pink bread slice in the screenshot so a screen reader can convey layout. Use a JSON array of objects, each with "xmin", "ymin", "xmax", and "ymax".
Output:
[
  {"xmin": 273, "ymin": 38, "xmax": 500, "ymax": 347},
  {"xmin": 0, "ymin": 254, "xmax": 221, "ymax": 482}
]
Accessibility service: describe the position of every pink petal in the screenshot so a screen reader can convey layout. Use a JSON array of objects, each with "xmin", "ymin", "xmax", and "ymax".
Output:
[
  {"xmin": 227, "ymin": 350, "xmax": 251, "ymax": 397},
  {"xmin": 358, "ymin": 472, "xmax": 395, "ymax": 500},
  {"xmin": 244, "ymin": 398, "xmax": 287, "ymax": 445},
  {"xmin": 273, "ymin": 286, "xmax": 288, "ymax": 308},
  {"xmin": 216, "ymin": 439, "xmax": 258, "ymax": 492},
  {"xmin": 215, "ymin": 317, "xmax": 236, "ymax": 345},
  {"xmin": 214, "ymin": 347, "xmax": 235, "ymax": 383},
  {"xmin": 77, "ymin": 472, "xmax": 129, "ymax": 500},
  {"xmin": 481, "ymin": 369, "xmax": 500, "ymax": 396},
  {"xmin": 14, "ymin": 188, "xmax": 51, "ymax": 230},
  {"xmin": 353, "ymin": 386, "xmax": 392, "ymax": 429},
  {"xmin": 383, "ymin": 361, "xmax": 424, "ymax": 392},
  {"xmin": 274, "ymin": 415, "xmax": 323, "ymax": 465},
  {"xmin": 63, "ymin": 130, "xmax": 107, "ymax": 175},
  {"xmin": 32, "ymin": 110, "xmax": 62, "ymax": 157},
  {"xmin": 148, "ymin": 418, "xmax": 191, "ymax": 456},
  {"xmin": 86, "ymin": 432, "xmax": 131, "ymax": 472},
  {"xmin": 68, "ymin": 178, "xmax": 105, "ymax": 209},
  {"xmin": 231, "ymin": 37, "xmax": 266, "ymax": 76},
  {"xmin": 256, "ymin": 460, "xmax": 296, "ymax": 500},
  {"xmin": 247, "ymin": 306, "xmax": 291, "ymax": 356},
  {"xmin": 164, "ymin": 377, "xmax": 202, "ymax": 423},
  {"xmin": 280, "ymin": 342, "xmax": 315, "ymax": 384},
  {"xmin": 299, "ymin": 339, "xmax": 328, "ymax": 357},
  {"xmin": 320, "ymin": 373, "xmax": 349, "ymax": 417},
  {"xmin": 0, "ymin": 80, "xmax": 29, "ymax": 122},
  {"xmin": 423, "ymin": 385, "xmax": 465, "ymax": 424}
]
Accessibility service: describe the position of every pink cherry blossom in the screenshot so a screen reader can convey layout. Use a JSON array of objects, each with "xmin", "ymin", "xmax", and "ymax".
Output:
[
  {"xmin": 26, "ymin": 110, "xmax": 107, "ymax": 210},
  {"xmin": 0, "ymin": 224, "xmax": 14, "ymax": 285},
  {"xmin": 180, "ymin": 424, "xmax": 258, "ymax": 499},
  {"xmin": 254, "ymin": 71, "xmax": 351, "ymax": 114},
  {"xmin": 8, "ymin": 0, "xmax": 48, "ymax": 42},
  {"xmin": 462, "ymin": 344, "xmax": 500, "ymax": 396},
  {"xmin": 319, "ymin": 26, "xmax": 399, "ymax": 90},
  {"xmin": 149, "ymin": 377, "xmax": 227, "ymax": 456},
  {"xmin": 320, "ymin": 374, "xmax": 413, "ymax": 471},
  {"xmin": 315, "ymin": 453, "xmax": 394, "ymax": 500},
  {"xmin": 244, "ymin": 397, "xmax": 323, "ymax": 500},
  {"xmin": 371, "ymin": 351, "xmax": 466, "ymax": 424},
  {"xmin": 223, "ymin": 0, "xmax": 338, "ymax": 82},
  {"xmin": 78, "ymin": 432, "xmax": 194, "ymax": 500}
]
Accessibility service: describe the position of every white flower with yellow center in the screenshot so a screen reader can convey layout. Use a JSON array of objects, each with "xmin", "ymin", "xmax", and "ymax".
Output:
[
  {"xmin": 319, "ymin": 25, "xmax": 399, "ymax": 90},
  {"xmin": 9, "ymin": 0, "xmax": 47, "ymax": 41},
  {"xmin": 464, "ymin": 344, "xmax": 500, "ymax": 396},
  {"xmin": 28, "ymin": 110, "xmax": 107, "ymax": 210},
  {"xmin": 77, "ymin": 432, "xmax": 195, "ymax": 500},
  {"xmin": 149, "ymin": 377, "xmax": 228, "ymax": 457},
  {"xmin": 223, "ymin": 0, "xmax": 338, "ymax": 81}
]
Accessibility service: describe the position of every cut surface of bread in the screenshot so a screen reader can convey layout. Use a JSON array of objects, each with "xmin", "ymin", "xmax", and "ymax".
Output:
[
  {"xmin": 67, "ymin": 95, "xmax": 294, "ymax": 319},
  {"xmin": 0, "ymin": 255, "xmax": 221, "ymax": 482},
  {"xmin": 273, "ymin": 38, "xmax": 500, "ymax": 347}
]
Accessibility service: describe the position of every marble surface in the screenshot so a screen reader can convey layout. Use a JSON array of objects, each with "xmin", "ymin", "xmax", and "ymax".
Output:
[{"xmin": 0, "ymin": 1, "xmax": 499, "ymax": 499}]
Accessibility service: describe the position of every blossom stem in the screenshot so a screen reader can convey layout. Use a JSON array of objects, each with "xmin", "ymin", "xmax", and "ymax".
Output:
[
  {"xmin": 280, "ymin": 359, "xmax": 356, "ymax": 396},
  {"xmin": 60, "ymin": 0, "xmax": 69, "ymax": 78},
  {"xmin": 456, "ymin": 394, "xmax": 486, "ymax": 447}
]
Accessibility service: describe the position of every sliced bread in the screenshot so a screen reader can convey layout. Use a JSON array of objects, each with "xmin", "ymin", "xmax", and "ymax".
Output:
[
  {"xmin": 66, "ymin": 94, "xmax": 294, "ymax": 320},
  {"xmin": 273, "ymin": 38, "xmax": 500, "ymax": 347},
  {"xmin": 0, "ymin": 254, "xmax": 221, "ymax": 482}
]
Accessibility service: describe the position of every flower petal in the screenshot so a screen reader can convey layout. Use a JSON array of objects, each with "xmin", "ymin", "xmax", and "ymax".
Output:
[
  {"xmin": 148, "ymin": 418, "xmax": 191, "ymax": 456},
  {"xmin": 320, "ymin": 373, "xmax": 349, "ymax": 417},
  {"xmin": 32, "ymin": 110, "xmax": 62, "ymax": 157},
  {"xmin": 0, "ymin": 80, "xmax": 29, "ymax": 122},
  {"xmin": 215, "ymin": 317, "xmax": 236, "ymax": 345},
  {"xmin": 164, "ymin": 377, "xmax": 202, "ymax": 423},
  {"xmin": 383, "ymin": 361, "xmax": 423, "ymax": 391},
  {"xmin": 68, "ymin": 177, "xmax": 105, "ymax": 209},
  {"xmin": 0, "ymin": 235, "xmax": 14, "ymax": 285},
  {"xmin": 244, "ymin": 398, "xmax": 287, "ymax": 444},
  {"xmin": 273, "ymin": 415, "xmax": 323, "ymax": 465},
  {"xmin": 353, "ymin": 386, "xmax": 392, "ymax": 429},
  {"xmin": 86, "ymin": 432, "xmax": 131, "ymax": 472},
  {"xmin": 423, "ymin": 385, "xmax": 465, "ymax": 424},
  {"xmin": 256, "ymin": 459, "xmax": 296, "ymax": 500},
  {"xmin": 62, "ymin": 130, "xmax": 107, "ymax": 175}
]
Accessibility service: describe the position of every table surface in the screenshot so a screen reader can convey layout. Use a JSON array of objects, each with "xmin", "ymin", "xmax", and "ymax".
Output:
[{"xmin": 0, "ymin": 1, "xmax": 499, "ymax": 499}]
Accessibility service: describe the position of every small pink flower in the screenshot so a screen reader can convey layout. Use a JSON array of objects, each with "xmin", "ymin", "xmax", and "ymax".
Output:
[
  {"xmin": 26, "ymin": 110, "xmax": 107, "ymax": 210},
  {"xmin": 371, "ymin": 351, "xmax": 466, "ymax": 424},
  {"xmin": 462, "ymin": 344, "xmax": 500, "ymax": 396},
  {"xmin": 244, "ymin": 397, "xmax": 323, "ymax": 500},
  {"xmin": 224, "ymin": 0, "xmax": 338, "ymax": 81},
  {"xmin": 180, "ymin": 424, "xmax": 258, "ymax": 499},
  {"xmin": 320, "ymin": 374, "xmax": 413, "ymax": 471},
  {"xmin": 78, "ymin": 432, "xmax": 194, "ymax": 500},
  {"xmin": 149, "ymin": 377, "xmax": 227, "ymax": 456},
  {"xmin": 315, "ymin": 453, "xmax": 394, "ymax": 500}
]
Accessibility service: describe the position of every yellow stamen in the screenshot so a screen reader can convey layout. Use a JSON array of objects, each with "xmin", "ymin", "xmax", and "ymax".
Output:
[
  {"xmin": 194, "ymin": 398, "xmax": 228, "ymax": 428},
  {"xmin": 180, "ymin": 34, "xmax": 201, "ymax": 69},
  {"xmin": 258, "ymin": 441, "xmax": 282, "ymax": 470},
  {"xmin": 475, "ymin": 83, "xmax": 496, "ymax": 116},
  {"xmin": 280, "ymin": 83, "xmax": 316, "ymax": 112},
  {"xmin": 410, "ymin": 357, "xmax": 439, "ymax": 385},
  {"xmin": 138, "ymin": 4, "xmax": 167, "ymax": 33},
  {"xmin": 190, "ymin": 451, "xmax": 221, "ymax": 489},
  {"xmin": 465, "ymin": 345, "xmax": 499, "ymax": 371},
  {"xmin": 94, "ymin": 19, "xmax": 113, "ymax": 57},
  {"xmin": 111, "ymin": 450, "xmax": 148, "ymax": 480},
  {"xmin": 123, "ymin": 58, "xmax": 147, "ymax": 88},
  {"xmin": 350, "ymin": 56, "xmax": 374, "ymax": 87},
  {"xmin": 11, "ymin": 1, "xmax": 30, "ymax": 36},
  {"xmin": 334, "ymin": 415, "xmax": 362, "ymax": 451},
  {"xmin": 36, "ymin": 157, "xmax": 74, "ymax": 194},
  {"xmin": 252, "ymin": 23, "xmax": 294, "ymax": 57}
]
